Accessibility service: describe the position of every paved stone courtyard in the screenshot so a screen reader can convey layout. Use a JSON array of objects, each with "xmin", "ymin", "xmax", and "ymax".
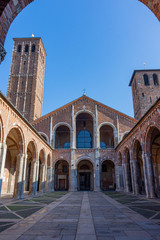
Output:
[{"xmin": 1, "ymin": 192, "xmax": 160, "ymax": 239}]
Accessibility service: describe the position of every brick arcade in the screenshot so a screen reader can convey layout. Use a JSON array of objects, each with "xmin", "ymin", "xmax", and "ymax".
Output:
[{"xmin": 0, "ymin": 37, "xmax": 160, "ymax": 199}]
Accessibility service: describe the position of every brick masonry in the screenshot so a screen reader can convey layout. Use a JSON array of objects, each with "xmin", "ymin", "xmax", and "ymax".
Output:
[{"xmin": 7, "ymin": 37, "xmax": 46, "ymax": 122}]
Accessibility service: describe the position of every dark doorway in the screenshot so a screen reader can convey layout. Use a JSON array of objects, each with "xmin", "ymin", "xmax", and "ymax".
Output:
[
  {"xmin": 79, "ymin": 172, "xmax": 90, "ymax": 190},
  {"xmin": 77, "ymin": 160, "xmax": 94, "ymax": 191}
]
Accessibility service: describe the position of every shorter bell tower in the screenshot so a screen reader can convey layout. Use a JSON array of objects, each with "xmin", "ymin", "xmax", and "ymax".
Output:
[
  {"xmin": 7, "ymin": 37, "xmax": 46, "ymax": 122},
  {"xmin": 129, "ymin": 69, "xmax": 160, "ymax": 121}
]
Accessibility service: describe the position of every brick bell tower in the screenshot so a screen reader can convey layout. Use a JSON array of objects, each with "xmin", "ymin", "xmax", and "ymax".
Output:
[
  {"xmin": 7, "ymin": 37, "xmax": 46, "ymax": 122},
  {"xmin": 129, "ymin": 69, "xmax": 160, "ymax": 121}
]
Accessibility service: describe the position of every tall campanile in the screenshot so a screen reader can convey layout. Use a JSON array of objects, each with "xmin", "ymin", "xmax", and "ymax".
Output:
[{"xmin": 7, "ymin": 37, "xmax": 46, "ymax": 122}]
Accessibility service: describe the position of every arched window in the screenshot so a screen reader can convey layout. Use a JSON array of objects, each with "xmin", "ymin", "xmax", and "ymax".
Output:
[
  {"xmin": 143, "ymin": 74, "xmax": 149, "ymax": 86},
  {"xmin": 25, "ymin": 44, "xmax": 29, "ymax": 53},
  {"xmin": 76, "ymin": 112, "xmax": 93, "ymax": 149},
  {"xmin": 31, "ymin": 44, "xmax": 36, "ymax": 52},
  {"xmin": 153, "ymin": 74, "xmax": 159, "ymax": 86},
  {"xmin": 17, "ymin": 45, "xmax": 21, "ymax": 52},
  {"xmin": 55, "ymin": 126, "xmax": 70, "ymax": 149},
  {"xmin": 77, "ymin": 130, "xmax": 92, "ymax": 148},
  {"xmin": 99, "ymin": 125, "xmax": 114, "ymax": 148}
]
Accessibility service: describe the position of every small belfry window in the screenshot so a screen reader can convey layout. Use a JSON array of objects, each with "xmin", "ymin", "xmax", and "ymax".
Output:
[
  {"xmin": 31, "ymin": 44, "xmax": 36, "ymax": 52},
  {"xmin": 143, "ymin": 74, "xmax": 149, "ymax": 86},
  {"xmin": 77, "ymin": 130, "xmax": 92, "ymax": 148},
  {"xmin": 25, "ymin": 45, "xmax": 29, "ymax": 53},
  {"xmin": 153, "ymin": 74, "xmax": 159, "ymax": 86},
  {"xmin": 17, "ymin": 45, "xmax": 21, "ymax": 52}
]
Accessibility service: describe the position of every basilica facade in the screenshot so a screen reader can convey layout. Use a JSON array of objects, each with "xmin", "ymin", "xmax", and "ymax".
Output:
[{"xmin": 0, "ymin": 37, "xmax": 160, "ymax": 199}]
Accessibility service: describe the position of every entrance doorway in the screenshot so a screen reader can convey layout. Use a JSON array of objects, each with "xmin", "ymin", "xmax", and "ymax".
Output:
[
  {"xmin": 77, "ymin": 160, "xmax": 94, "ymax": 191},
  {"xmin": 79, "ymin": 172, "xmax": 90, "ymax": 190}
]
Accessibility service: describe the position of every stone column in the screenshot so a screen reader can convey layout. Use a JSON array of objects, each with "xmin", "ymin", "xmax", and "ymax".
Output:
[
  {"xmin": 0, "ymin": 143, "xmax": 7, "ymax": 197},
  {"xmin": 51, "ymin": 167, "xmax": 55, "ymax": 192},
  {"xmin": 14, "ymin": 154, "xmax": 25, "ymax": 199},
  {"xmin": 115, "ymin": 165, "xmax": 124, "ymax": 191},
  {"xmin": 94, "ymin": 105, "xmax": 100, "ymax": 191},
  {"xmin": 122, "ymin": 163, "xmax": 130, "ymax": 192},
  {"xmin": 95, "ymin": 150, "xmax": 100, "ymax": 191},
  {"xmin": 70, "ymin": 105, "xmax": 77, "ymax": 191},
  {"xmin": 47, "ymin": 167, "xmax": 52, "ymax": 192},
  {"xmin": 0, "ymin": 42, "xmax": 6, "ymax": 64},
  {"xmin": 35, "ymin": 161, "xmax": 39, "ymax": 195},
  {"xmin": 72, "ymin": 105, "xmax": 76, "ymax": 149},
  {"xmin": 130, "ymin": 160, "xmax": 139, "ymax": 195},
  {"xmin": 31, "ymin": 159, "xmax": 37, "ymax": 195},
  {"xmin": 21, "ymin": 154, "xmax": 28, "ymax": 199},
  {"xmin": 42, "ymin": 164, "xmax": 46, "ymax": 193},
  {"xmin": 8, "ymin": 167, "xmax": 14, "ymax": 194},
  {"xmin": 144, "ymin": 153, "xmax": 156, "ymax": 198},
  {"xmin": 70, "ymin": 149, "xmax": 77, "ymax": 191}
]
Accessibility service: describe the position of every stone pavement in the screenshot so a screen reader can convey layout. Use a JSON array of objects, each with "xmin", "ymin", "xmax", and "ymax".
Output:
[{"xmin": 1, "ymin": 192, "xmax": 160, "ymax": 239}]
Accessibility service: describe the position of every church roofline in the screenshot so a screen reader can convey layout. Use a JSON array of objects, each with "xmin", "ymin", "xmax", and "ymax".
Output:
[
  {"xmin": 31, "ymin": 95, "xmax": 137, "ymax": 125},
  {"xmin": 129, "ymin": 69, "xmax": 160, "ymax": 86}
]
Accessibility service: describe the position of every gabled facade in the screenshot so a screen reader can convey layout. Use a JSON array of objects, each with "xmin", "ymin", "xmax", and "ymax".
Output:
[{"xmin": 32, "ymin": 95, "xmax": 136, "ymax": 191}]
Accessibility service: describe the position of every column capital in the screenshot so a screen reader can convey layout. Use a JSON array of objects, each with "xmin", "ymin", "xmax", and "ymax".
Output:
[
  {"xmin": 0, "ymin": 143, "xmax": 7, "ymax": 149},
  {"xmin": 17, "ymin": 153, "xmax": 25, "ymax": 159},
  {"xmin": 0, "ymin": 42, "xmax": 6, "ymax": 64}
]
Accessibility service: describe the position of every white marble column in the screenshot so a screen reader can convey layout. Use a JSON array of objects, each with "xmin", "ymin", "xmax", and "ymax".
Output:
[
  {"xmin": 31, "ymin": 159, "xmax": 37, "ymax": 195},
  {"xmin": 42, "ymin": 164, "xmax": 46, "ymax": 193},
  {"xmin": 21, "ymin": 154, "xmax": 28, "ymax": 199},
  {"xmin": 35, "ymin": 161, "xmax": 39, "ymax": 195},
  {"xmin": 14, "ymin": 153, "xmax": 25, "ymax": 199}
]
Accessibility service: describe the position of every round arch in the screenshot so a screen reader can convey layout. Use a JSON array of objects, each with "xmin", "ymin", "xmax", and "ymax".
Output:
[
  {"xmin": 2, "ymin": 126, "xmax": 25, "ymax": 196},
  {"xmin": 123, "ymin": 147, "xmax": 133, "ymax": 192},
  {"xmin": 98, "ymin": 122, "xmax": 117, "ymax": 149},
  {"xmin": 75, "ymin": 109, "xmax": 95, "ymax": 119},
  {"xmin": 76, "ymin": 111, "xmax": 95, "ymax": 149},
  {"xmin": 121, "ymin": 131, "xmax": 130, "ymax": 141},
  {"xmin": 101, "ymin": 160, "xmax": 116, "ymax": 190},
  {"xmin": 39, "ymin": 132, "xmax": 49, "ymax": 143},
  {"xmin": 25, "ymin": 140, "xmax": 37, "ymax": 193},
  {"xmin": 132, "ymin": 139, "xmax": 145, "ymax": 194},
  {"xmin": 0, "ymin": 115, "xmax": 4, "ymax": 142},
  {"xmin": 54, "ymin": 159, "xmax": 69, "ymax": 191},
  {"xmin": 145, "ymin": 125, "xmax": 160, "ymax": 195},
  {"xmin": 76, "ymin": 156, "xmax": 95, "ymax": 168},
  {"xmin": 5, "ymin": 126, "xmax": 25, "ymax": 154},
  {"xmin": 52, "ymin": 122, "xmax": 72, "ymax": 149}
]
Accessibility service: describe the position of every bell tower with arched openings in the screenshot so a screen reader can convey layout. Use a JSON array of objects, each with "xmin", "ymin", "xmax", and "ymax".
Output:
[
  {"xmin": 129, "ymin": 69, "xmax": 160, "ymax": 121},
  {"xmin": 7, "ymin": 37, "xmax": 46, "ymax": 122}
]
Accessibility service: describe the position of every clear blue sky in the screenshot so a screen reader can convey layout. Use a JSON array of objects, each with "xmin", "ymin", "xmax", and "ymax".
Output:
[{"xmin": 1, "ymin": 0, "xmax": 160, "ymax": 117}]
